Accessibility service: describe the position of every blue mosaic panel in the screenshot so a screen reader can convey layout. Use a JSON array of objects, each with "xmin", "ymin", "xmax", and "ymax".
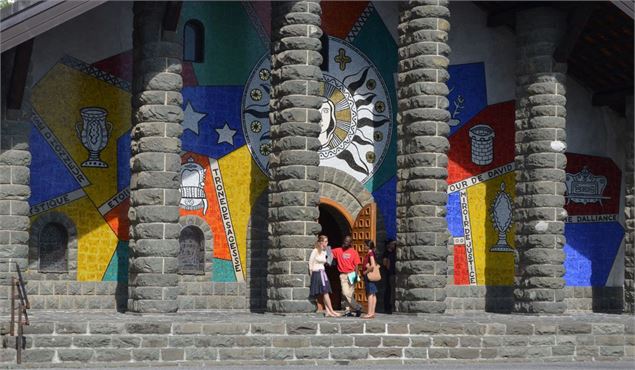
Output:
[
  {"xmin": 102, "ymin": 240, "xmax": 129, "ymax": 283},
  {"xmin": 181, "ymin": 86, "xmax": 246, "ymax": 159},
  {"xmin": 372, "ymin": 176, "xmax": 396, "ymax": 240},
  {"xmin": 213, "ymin": 258, "xmax": 237, "ymax": 282},
  {"xmin": 447, "ymin": 62, "xmax": 487, "ymax": 136},
  {"xmin": 28, "ymin": 124, "xmax": 82, "ymax": 205},
  {"xmin": 564, "ymin": 222, "xmax": 624, "ymax": 286},
  {"xmin": 116, "ymin": 131, "xmax": 131, "ymax": 192},
  {"xmin": 446, "ymin": 191, "xmax": 464, "ymax": 237}
]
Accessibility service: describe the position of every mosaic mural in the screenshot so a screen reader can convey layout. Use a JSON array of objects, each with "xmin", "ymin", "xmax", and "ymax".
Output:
[
  {"xmin": 27, "ymin": 1, "xmax": 399, "ymax": 283},
  {"xmin": 29, "ymin": 56, "xmax": 131, "ymax": 281},
  {"xmin": 27, "ymin": 1, "xmax": 624, "ymax": 288},
  {"xmin": 446, "ymin": 66, "xmax": 625, "ymax": 287},
  {"xmin": 563, "ymin": 153, "xmax": 624, "ymax": 286}
]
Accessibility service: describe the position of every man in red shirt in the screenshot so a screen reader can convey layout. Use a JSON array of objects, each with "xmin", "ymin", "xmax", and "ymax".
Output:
[{"xmin": 331, "ymin": 235, "xmax": 362, "ymax": 317}]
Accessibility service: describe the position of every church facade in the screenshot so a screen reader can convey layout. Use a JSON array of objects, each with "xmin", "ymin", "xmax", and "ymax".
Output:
[{"xmin": 1, "ymin": 1, "xmax": 633, "ymax": 315}]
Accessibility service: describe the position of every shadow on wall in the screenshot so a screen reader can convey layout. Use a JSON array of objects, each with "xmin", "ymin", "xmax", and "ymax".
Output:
[{"xmin": 247, "ymin": 166, "xmax": 269, "ymax": 312}]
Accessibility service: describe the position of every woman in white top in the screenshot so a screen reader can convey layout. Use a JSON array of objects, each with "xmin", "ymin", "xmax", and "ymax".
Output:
[{"xmin": 309, "ymin": 235, "xmax": 340, "ymax": 317}]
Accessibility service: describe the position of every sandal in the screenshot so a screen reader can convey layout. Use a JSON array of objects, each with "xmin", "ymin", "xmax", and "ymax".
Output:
[{"xmin": 361, "ymin": 314, "xmax": 375, "ymax": 319}]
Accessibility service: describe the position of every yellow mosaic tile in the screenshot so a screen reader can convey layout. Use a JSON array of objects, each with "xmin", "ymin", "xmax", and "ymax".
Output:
[
  {"xmin": 466, "ymin": 172, "xmax": 516, "ymax": 286},
  {"xmin": 217, "ymin": 146, "xmax": 269, "ymax": 276}
]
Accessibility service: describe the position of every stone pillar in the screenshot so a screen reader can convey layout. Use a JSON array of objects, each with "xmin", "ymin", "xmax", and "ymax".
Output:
[
  {"xmin": 267, "ymin": 0, "xmax": 323, "ymax": 313},
  {"xmin": 0, "ymin": 49, "xmax": 32, "ymax": 315},
  {"xmin": 624, "ymin": 97, "xmax": 634, "ymax": 313},
  {"xmin": 513, "ymin": 7, "xmax": 567, "ymax": 314},
  {"xmin": 128, "ymin": 2, "xmax": 183, "ymax": 313},
  {"xmin": 395, "ymin": 0, "xmax": 451, "ymax": 314}
]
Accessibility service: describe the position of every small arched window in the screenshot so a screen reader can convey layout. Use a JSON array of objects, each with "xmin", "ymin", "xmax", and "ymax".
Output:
[
  {"xmin": 39, "ymin": 222, "xmax": 68, "ymax": 272},
  {"xmin": 183, "ymin": 20, "xmax": 204, "ymax": 63},
  {"xmin": 178, "ymin": 225, "xmax": 205, "ymax": 274}
]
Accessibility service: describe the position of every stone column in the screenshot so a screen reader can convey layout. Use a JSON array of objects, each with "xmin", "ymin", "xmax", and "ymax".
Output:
[
  {"xmin": 0, "ymin": 49, "xmax": 32, "ymax": 315},
  {"xmin": 624, "ymin": 97, "xmax": 634, "ymax": 313},
  {"xmin": 0, "ymin": 116, "xmax": 31, "ymax": 315},
  {"xmin": 513, "ymin": 7, "xmax": 567, "ymax": 314},
  {"xmin": 128, "ymin": 2, "xmax": 183, "ymax": 313},
  {"xmin": 267, "ymin": 0, "xmax": 323, "ymax": 313},
  {"xmin": 395, "ymin": 0, "xmax": 451, "ymax": 314}
]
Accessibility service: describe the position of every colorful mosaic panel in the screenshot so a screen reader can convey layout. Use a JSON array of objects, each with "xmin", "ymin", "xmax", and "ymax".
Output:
[
  {"xmin": 563, "ymin": 153, "xmax": 624, "ymax": 286},
  {"xmin": 446, "ymin": 87, "xmax": 517, "ymax": 285}
]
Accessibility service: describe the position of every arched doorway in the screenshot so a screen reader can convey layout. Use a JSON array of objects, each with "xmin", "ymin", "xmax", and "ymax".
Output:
[{"xmin": 318, "ymin": 199, "xmax": 353, "ymax": 310}]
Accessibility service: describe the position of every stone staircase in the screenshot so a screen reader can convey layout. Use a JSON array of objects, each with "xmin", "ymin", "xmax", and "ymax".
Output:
[{"xmin": 1, "ymin": 310, "xmax": 633, "ymax": 367}]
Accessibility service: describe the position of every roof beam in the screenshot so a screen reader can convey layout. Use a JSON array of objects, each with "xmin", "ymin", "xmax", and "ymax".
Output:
[
  {"xmin": 7, "ymin": 39, "xmax": 33, "ymax": 111},
  {"xmin": 592, "ymin": 87, "xmax": 634, "ymax": 107},
  {"xmin": 1, "ymin": 1, "xmax": 106, "ymax": 53},
  {"xmin": 163, "ymin": 1, "xmax": 182, "ymax": 32},
  {"xmin": 553, "ymin": 4, "xmax": 595, "ymax": 63}
]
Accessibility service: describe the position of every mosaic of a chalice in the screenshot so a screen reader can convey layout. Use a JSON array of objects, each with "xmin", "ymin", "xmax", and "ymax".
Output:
[
  {"xmin": 76, "ymin": 107, "xmax": 112, "ymax": 168},
  {"xmin": 489, "ymin": 182, "xmax": 514, "ymax": 252}
]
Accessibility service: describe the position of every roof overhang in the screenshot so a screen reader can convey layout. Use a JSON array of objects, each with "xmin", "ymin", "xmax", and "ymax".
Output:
[{"xmin": 1, "ymin": 0, "xmax": 107, "ymax": 53}]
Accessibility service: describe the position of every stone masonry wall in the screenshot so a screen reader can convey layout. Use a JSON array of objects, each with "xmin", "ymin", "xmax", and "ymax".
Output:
[
  {"xmin": 266, "ymin": 0, "xmax": 323, "ymax": 313},
  {"xmin": 128, "ymin": 2, "xmax": 184, "ymax": 313},
  {"xmin": 513, "ymin": 7, "xmax": 568, "ymax": 314},
  {"xmin": 0, "ymin": 49, "xmax": 32, "ymax": 315},
  {"xmin": 1, "ymin": 313, "xmax": 633, "ymax": 365},
  {"xmin": 395, "ymin": 0, "xmax": 452, "ymax": 314}
]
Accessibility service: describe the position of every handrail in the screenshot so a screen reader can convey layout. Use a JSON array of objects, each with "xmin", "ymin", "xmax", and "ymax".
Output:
[{"xmin": 9, "ymin": 261, "xmax": 29, "ymax": 364}]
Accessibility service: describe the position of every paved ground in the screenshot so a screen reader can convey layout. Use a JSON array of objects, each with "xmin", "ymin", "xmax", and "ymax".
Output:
[{"xmin": 41, "ymin": 362, "xmax": 635, "ymax": 370}]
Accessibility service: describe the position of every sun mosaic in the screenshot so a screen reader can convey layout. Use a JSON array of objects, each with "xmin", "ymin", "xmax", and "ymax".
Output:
[{"xmin": 241, "ymin": 37, "xmax": 393, "ymax": 185}]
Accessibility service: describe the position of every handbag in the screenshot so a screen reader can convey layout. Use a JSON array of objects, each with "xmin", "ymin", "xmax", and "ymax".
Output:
[{"xmin": 367, "ymin": 264, "xmax": 381, "ymax": 282}]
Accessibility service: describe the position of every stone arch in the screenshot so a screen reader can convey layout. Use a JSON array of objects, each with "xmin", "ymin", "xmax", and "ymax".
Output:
[
  {"xmin": 178, "ymin": 215, "xmax": 213, "ymax": 280},
  {"xmin": 317, "ymin": 167, "xmax": 387, "ymax": 244},
  {"xmin": 29, "ymin": 211, "xmax": 78, "ymax": 278}
]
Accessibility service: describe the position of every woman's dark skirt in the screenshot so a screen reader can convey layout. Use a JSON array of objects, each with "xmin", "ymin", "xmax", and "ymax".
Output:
[
  {"xmin": 364, "ymin": 276, "xmax": 378, "ymax": 295},
  {"xmin": 310, "ymin": 270, "xmax": 332, "ymax": 297}
]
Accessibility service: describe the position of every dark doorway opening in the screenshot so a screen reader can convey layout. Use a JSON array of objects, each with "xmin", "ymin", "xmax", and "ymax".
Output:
[{"xmin": 318, "ymin": 203, "xmax": 351, "ymax": 310}]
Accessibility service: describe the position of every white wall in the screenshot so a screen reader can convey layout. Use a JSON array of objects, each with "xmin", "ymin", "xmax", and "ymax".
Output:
[
  {"xmin": 30, "ymin": 1, "xmax": 132, "ymax": 85},
  {"xmin": 449, "ymin": 2, "xmax": 516, "ymax": 104}
]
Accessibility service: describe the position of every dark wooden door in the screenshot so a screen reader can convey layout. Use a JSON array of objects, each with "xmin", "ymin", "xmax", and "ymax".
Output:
[{"xmin": 351, "ymin": 203, "xmax": 376, "ymax": 313}]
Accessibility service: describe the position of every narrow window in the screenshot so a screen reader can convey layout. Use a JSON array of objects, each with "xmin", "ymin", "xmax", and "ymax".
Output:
[
  {"xmin": 178, "ymin": 226, "xmax": 205, "ymax": 274},
  {"xmin": 39, "ymin": 223, "xmax": 68, "ymax": 272},
  {"xmin": 183, "ymin": 20, "xmax": 204, "ymax": 63}
]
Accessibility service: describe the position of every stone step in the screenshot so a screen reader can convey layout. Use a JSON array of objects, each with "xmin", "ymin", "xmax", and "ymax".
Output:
[{"xmin": 0, "ymin": 312, "xmax": 633, "ymax": 366}]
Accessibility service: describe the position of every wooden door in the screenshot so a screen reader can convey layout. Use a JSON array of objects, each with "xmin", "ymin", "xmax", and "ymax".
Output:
[{"xmin": 351, "ymin": 203, "xmax": 376, "ymax": 313}]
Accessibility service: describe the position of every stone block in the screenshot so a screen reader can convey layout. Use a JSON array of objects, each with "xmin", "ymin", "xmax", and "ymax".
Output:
[
  {"xmin": 382, "ymin": 336, "xmax": 410, "ymax": 347},
  {"xmin": 287, "ymin": 322, "xmax": 317, "ymax": 335},
  {"xmin": 432, "ymin": 336, "xmax": 458, "ymax": 347},
  {"xmin": 161, "ymin": 348, "xmax": 184, "ymax": 361},
  {"xmin": 558, "ymin": 322, "xmax": 592, "ymax": 335},
  {"xmin": 295, "ymin": 348, "xmax": 329, "ymax": 359},
  {"xmin": 132, "ymin": 348, "xmax": 161, "ymax": 361},
  {"xmin": 111, "ymin": 336, "xmax": 142, "ymax": 348},
  {"xmin": 73, "ymin": 335, "xmax": 111, "ymax": 348},
  {"xmin": 33, "ymin": 336, "xmax": 72, "ymax": 348},
  {"xmin": 218, "ymin": 348, "xmax": 264, "ymax": 360},
  {"xmin": 370, "ymin": 348, "xmax": 403, "ymax": 359},
  {"xmin": 55, "ymin": 322, "xmax": 88, "ymax": 334},
  {"xmin": 264, "ymin": 348, "xmax": 294, "ymax": 360},
  {"xmin": 141, "ymin": 336, "xmax": 168, "ymax": 348},
  {"xmin": 330, "ymin": 347, "xmax": 369, "ymax": 360},
  {"xmin": 57, "ymin": 349, "xmax": 94, "ymax": 362},
  {"xmin": 410, "ymin": 336, "xmax": 431, "ymax": 347},
  {"xmin": 449, "ymin": 348, "xmax": 480, "ymax": 359},
  {"xmin": 272, "ymin": 336, "xmax": 310, "ymax": 348},
  {"xmin": 354, "ymin": 336, "xmax": 381, "ymax": 347},
  {"xmin": 22, "ymin": 349, "xmax": 55, "ymax": 362},
  {"xmin": 125, "ymin": 322, "xmax": 172, "ymax": 334},
  {"xmin": 202, "ymin": 323, "xmax": 249, "ymax": 335}
]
